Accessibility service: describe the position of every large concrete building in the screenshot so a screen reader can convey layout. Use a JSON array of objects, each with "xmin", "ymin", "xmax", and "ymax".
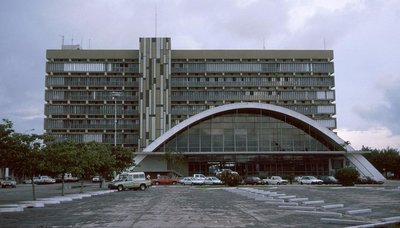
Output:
[{"xmin": 44, "ymin": 37, "xmax": 384, "ymax": 180}]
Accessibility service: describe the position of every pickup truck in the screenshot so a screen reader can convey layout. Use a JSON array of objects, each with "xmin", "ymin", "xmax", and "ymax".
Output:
[
  {"xmin": 108, "ymin": 172, "xmax": 151, "ymax": 191},
  {"xmin": 263, "ymin": 176, "xmax": 288, "ymax": 185}
]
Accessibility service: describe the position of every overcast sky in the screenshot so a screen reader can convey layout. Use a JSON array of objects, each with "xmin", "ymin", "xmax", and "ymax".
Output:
[{"xmin": 1, "ymin": 0, "xmax": 399, "ymax": 150}]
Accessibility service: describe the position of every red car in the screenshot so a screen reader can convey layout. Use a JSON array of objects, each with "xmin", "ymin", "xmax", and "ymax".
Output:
[{"xmin": 151, "ymin": 176, "xmax": 178, "ymax": 185}]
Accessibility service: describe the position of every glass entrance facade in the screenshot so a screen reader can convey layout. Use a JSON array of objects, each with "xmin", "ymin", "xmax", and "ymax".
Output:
[{"xmin": 187, "ymin": 154, "xmax": 344, "ymax": 177}]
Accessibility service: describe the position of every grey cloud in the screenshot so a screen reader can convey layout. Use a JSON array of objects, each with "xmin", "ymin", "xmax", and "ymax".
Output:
[{"xmin": 355, "ymin": 77, "xmax": 400, "ymax": 135}]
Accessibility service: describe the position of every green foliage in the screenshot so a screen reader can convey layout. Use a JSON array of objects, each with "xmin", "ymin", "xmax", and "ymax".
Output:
[
  {"xmin": 362, "ymin": 146, "xmax": 400, "ymax": 179},
  {"xmin": 335, "ymin": 167, "xmax": 359, "ymax": 186},
  {"xmin": 219, "ymin": 170, "xmax": 242, "ymax": 186},
  {"xmin": 110, "ymin": 146, "xmax": 135, "ymax": 175},
  {"xmin": 0, "ymin": 119, "xmax": 17, "ymax": 168},
  {"xmin": 0, "ymin": 119, "xmax": 45, "ymax": 200}
]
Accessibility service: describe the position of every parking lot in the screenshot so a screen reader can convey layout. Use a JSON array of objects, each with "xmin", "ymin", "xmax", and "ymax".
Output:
[{"xmin": 0, "ymin": 181, "xmax": 400, "ymax": 227}]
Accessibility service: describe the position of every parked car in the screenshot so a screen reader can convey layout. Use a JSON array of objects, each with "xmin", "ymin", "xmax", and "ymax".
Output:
[
  {"xmin": 294, "ymin": 176, "xmax": 303, "ymax": 182},
  {"xmin": 204, "ymin": 176, "xmax": 223, "ymax": 185},
  {"xmin": 35, "ymin": 176, "xmax": 56, "ymax": 184},
  {"xmin": 192, "ymin": 174, "xmax": 206, "ymax": 185},
  {"xmin": 299, "ymin": 176, "xmax": 323, "ymax": 185},
  {"xmin": 263, "ymin": 176, "xmax": 288, "ymax": 185},
  {"xmin": 23, "ymin": 177, "xmax": 39, "ymax": 184},
  {"xmin": 179, "ymin": 177, "xmax": 194, "ymax": 185},
  {"xmin": 56, "ymin": 173, "xmax": 79, "ymax": 183},
  {"xmin": 108, "ymin": 172, "xmax": 151, "ymax": 191},
  {"xmin": 92, "ymin": 176, "xmax": 103, "ymax": 183},
  {"xmin": 151, "ymin": 176, "xmax": 178, "ymax": 185},
  {"xmin": 357, "ymin": 176, "xmax": 384, "ymax": 185},
  {"xmin": 215, "ymin": 169, "xmax": 239, "ymax": 176},
  {"xmin": 1, "ymin": 177, "xmax": 16, "ymax": 188},
  {"xmin": 318, "ymin": 176, "xmax": 338, "ymax": 184},
  {"xmin": 243, "ymin": 176, "xmax": 263, "ymax": 185}
]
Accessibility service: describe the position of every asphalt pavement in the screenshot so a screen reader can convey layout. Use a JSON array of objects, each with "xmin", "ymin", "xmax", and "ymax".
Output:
[{"xmin": 0, "ymin": 181, "xmax": 400, "ymax": 227}]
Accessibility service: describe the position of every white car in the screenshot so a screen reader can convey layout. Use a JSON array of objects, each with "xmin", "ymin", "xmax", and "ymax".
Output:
[
  {"xmin": 179, "ymin": 177, "xmax": 194, "ymax": 185},
  {"xmin": 263, "ymin": 176, "xmax": 288, "ymax": 185},
  {"xmin": 204, "ymin": 176, "xmax": 223, "ymax": 185},
  {"xmin": 35, "ymin": 176, "xmax": 56, "ymax": 184},
  {"xmin": 108, "ymin": 172, "xmax": 151, "ymax": 191},
  {"xmin": 299, "ymin": 176, "xmax": 323, "ymax": 185}
]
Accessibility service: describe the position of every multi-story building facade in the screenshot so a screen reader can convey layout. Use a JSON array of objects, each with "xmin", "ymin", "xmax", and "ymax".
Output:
[{"xmin": 44, "ymin": 37, "xmax": 383, "ymax": 180}]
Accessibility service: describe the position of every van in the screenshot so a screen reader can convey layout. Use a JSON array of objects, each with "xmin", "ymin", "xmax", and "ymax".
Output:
[{"xmin": 108, "ymin": 172, "xmax": 151, "ymax": 191}]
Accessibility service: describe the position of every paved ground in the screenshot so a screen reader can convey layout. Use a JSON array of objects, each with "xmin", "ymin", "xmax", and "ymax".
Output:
[{"xmin": 0, "ymin": 181, "xmax": 400, "ymax": 227}]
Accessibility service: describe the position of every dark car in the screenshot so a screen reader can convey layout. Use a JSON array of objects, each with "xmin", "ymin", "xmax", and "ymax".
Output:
[
  {"xmin": 243, "ymin": 176, "xmax": 262, "ymax": 185},
  {"xmin": 151, "ymin": 176, "xmax": 178, "ymax": 185},
  {"xmin": 318, "ymin": 176, "xmax": 338, "ymax": 184}
]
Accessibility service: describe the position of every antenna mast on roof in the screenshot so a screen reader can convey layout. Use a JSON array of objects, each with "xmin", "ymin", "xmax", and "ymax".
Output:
[
  {"xmin": 263, "ymin": 38, "xmax": 266, "ymax": 50},
  {"xmin": 59, "ymin": 35, "xmax": 64, "ymax": 48}
]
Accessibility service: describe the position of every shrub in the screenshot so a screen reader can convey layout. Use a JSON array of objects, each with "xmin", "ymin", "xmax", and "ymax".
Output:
[
  {"xmin": 335, "ymin": 167, "xmax": 359, "ymax": 186},
  {"xmin": 219, "ymin": 170, "xmax": 242, "ymax": 186}
]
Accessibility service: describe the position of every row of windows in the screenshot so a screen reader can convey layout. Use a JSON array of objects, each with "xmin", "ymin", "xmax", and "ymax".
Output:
[
  {"xmin": 47, "ymin": 63, "xmax": 139, "ymax": 73},
  {"xmin": 171, "ymin": 77, "xmax": 334, "ymax": 87},
  {"xmin": 45, "ymin": 119, "xmax": 139, "ymax": 129},
  {"xmin": 171, "ymin": 105, "xmax": 335, "ymax": 115},
  {"xmin": 172, "ymin": 63, "xmax": 333, "ymax": 73},
  {"xmin": 46, "ymin": 77, "xmax": 138, "ymax": 87},
  {"xmin": 51, "ymin": 134, "xmax": 139, "ymax": 144},
  {"xmin": 45, "ymin": 91, "xmax": 137, "ymax": 100},
  {"xmin": 315, "ymin": 119, "xmax": 337, "ymax": 129},
  {"xmin": 45, "ymin": 105, "xmax": 139, "ymax": 115},
  {"xmin": 171, "ymin": 91, "xmax": 335, "ymax": 101}
]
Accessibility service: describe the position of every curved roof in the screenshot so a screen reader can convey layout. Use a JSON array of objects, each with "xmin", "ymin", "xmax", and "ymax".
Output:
[{"xmin": 143, "ymin": 102, "xmax": 354, "ymax": 152}]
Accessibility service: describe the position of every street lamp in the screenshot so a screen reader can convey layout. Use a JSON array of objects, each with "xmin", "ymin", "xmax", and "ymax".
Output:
[{"xmin": 111, "ymin": 92, "xmax": 121, "ymax": 147}]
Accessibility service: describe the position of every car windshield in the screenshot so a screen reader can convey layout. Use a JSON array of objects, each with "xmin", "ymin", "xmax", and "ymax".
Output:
[
  {"xmin": 309, "ymin": 176, "xmax": 317, "ymax": 180},
  {"xmin": 118, "ymin": 175, "xmax": 128, "ymax": 181}
]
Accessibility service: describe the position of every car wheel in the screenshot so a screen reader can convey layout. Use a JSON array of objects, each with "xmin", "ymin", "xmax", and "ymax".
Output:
[
  {"xmin": 300, "ymin": 182, "xmax": 303, "ymax": 185},
  {"xmin": 277, "ymin": 182, "xmax": 281, "ymax": 185},
  {"xmin": 155, "ymin": 182, "xmax": 160, "ymax": 185},
  {"xmin": 140, "ymin": 184, "xmax": 146, "ymax": 191},
  {"xmin": 172, "ymin": 182, "xmax": 176, "ymax": 185},
  {"xmin": 117, "ymin": 185, "xmax": 124, "ymax": 191}
]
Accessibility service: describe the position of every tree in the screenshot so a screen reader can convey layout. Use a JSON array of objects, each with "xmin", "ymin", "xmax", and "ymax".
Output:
[
  {"xmin": 109, "ymin": 146, "xmax": 135, "ymax": 176},
  {"xmin": 335, "ymin": 167, "xmax": 359, "ymax": 186},
  {"xmin": 0, "ymin": 119, "xmax": 17, "ymax": 169},
  {"xmin": 74, "ymin": 142, "xmax": 106, "ymax": 193},
  {"xmin": 219, "ymin": 170, "xmax": 242, "ymax": 186},
  {"xmin": 363, "ymin": 146, "xmax": 400, "ymax": 179},
  {"xmin": 1, "ymin": 119, "xmax": 45, "ymax": 200},
  {"xmin": 42, "ymin": 140, "xmax": 81, "ymax": 196}
]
